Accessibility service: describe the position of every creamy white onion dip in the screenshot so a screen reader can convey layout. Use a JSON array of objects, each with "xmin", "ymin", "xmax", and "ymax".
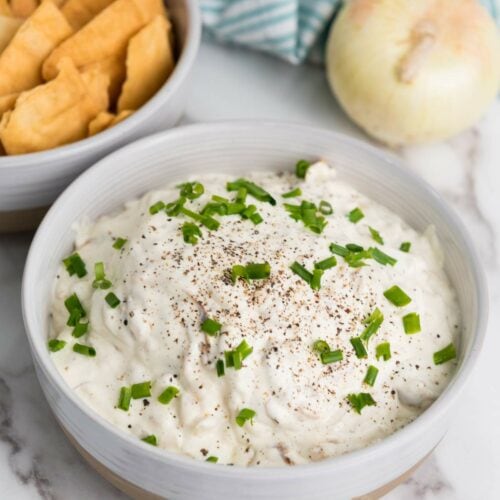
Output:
[{"xmin": 49, "ymin": 162, "xmax": 459, "ymax": 466}]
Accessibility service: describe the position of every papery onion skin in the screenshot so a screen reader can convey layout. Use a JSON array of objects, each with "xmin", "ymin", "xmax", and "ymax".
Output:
[{"xmin": 326, "ymin": 0, "xmax": 500, "ymax": 146}]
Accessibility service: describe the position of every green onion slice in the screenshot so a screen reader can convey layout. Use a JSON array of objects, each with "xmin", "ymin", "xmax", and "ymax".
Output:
[
  {"xmin": 231, "ymin": 263, "xmax": 271, "ymax": 283},
  {"xmin": 282, "ymin": 187, "xmax": 302, "ymax": 198},
  {"xmin": 206, "ymin": 456, "xmax": 218, "ymax": 463},
  {"xmin": 375, "ymin": 342, "xmax": 391, "ymax": 361},
  {"xmin": 105, "ymin": 292, "xmax": 121, "ymax": 308},
  {"xmin": 371, "ymin": 247, "xmax": 397, "ymax": 266},
  {"xmin": 403, "ymin": 313, "xmax": 421, "ymax": 334},
  {"xmin": 149, "ymin": 201, "xmax": 165, "ymax": 214},
  {"xmin": 72, "ymin": 321, "xmax": 89, "ymax": 338},
  {"xmin": 346, "ymin": 243, "xmax": 364, "ymax": 253},
  {"xmin": 319, "ymin": 200, "xmax": 333, "ymax": 215},
  {"xmin": 312, "ymin": 340, "xmax": 330, "ymax": 354},
  {"xmin": 369, "ymin": 227, "xmax": 384, "ymax": 245},
  {"xmin": 284, "ymin": 201, "xmax": 327, "ymax": 234},
  {"xmin": 142, "ymin": 435, "xmax": 157, "ymax": 446},
  {"xmin": 112, "ymin": 237, "xmax": 127, "ymax": 250},
  {"xmin": 182, "ymin": 222, "xmax": 202, "ymax": 245},
  {"xmin": 158, "ymin": 386, "xmax": 180, "ymax": 405},
  {"xmin": 384, "ymin": 286, "xmax": 412, "ymax": 307},
  {"xmin": 350, "ymin": 337, "xmax": 367, "ymax": 358},
  {"xmin": 295, "ymin": 159, "xmax": 311, "ymax": 179},
  {"xmin": 364, "ymin": 365, "xmax": 379, "ymax": 387},
  {"xmin": 329, "ymin": 243, "xmax": 350, "ymax": 257},
  {"xmin": 48, "ymin": 339, "xmax": 66, "ymax": 352},
  {"xmin": 400, "ymin": 242, "xmax": 411, "ymax": 253},
  {"xmin": 177, "ymin": 181, "xmax": 205, "ymax": 200},
  {"xmin": 227, "ymin": 179, "xmax": 276, "ymax": 205},
  {"xmin": 216, "ymin": 359, "xmax": 225, "ymax": 377},
  {"xmin": 62, "ymin": 253, "xmax": 87, "ymax": 278},
  {"xmin": 290, "ymin": 261, "xmax": 312, "ymax": 285},
  {"xmin": 347, "ymin": 207, "xmax": 364, "ymax": 223},
  {"xmin": 131, "ymin": 381, "xmax": 151, "ymax": 399},
  {"xmin": 347, "ymin": 393, "xmax": 376, "ymax": 414},
  {"xmin": 310, "ymin": 268, "xmax": 323, "ymax": 291},
  {"xmin": 235, "ymin": 408, "xmax": 256, "ymax": 427},
  {"xmin": 64, "ymin": 293, "xmax": 86, "ymax": 326},
  {"xmin": 73, "ymin": 343, "xmax": 96, "ymax": 357},
  {"xmin": 92, "ymin": 262, "xmax": 112, "ymax": 290},
  {"xmin": 360, "ymin": 308, "xmax": 384, "ymax": 343},
  {"xmin": 314, "ymin": 256, "xmax": 337, "ymax": 270},
  {"xmin": 201, "ymin": 318, "xmax": 222, "ymax": 336},
  {"xmin": 433, "ymin": 343, "xmax": 457, "ymax": 365},
  {"xmin": 117, "ymin": 386, "xmax": 132, "ymax": 411},
  {"xmin": 320, "ymin": 349, "xmax": 343, "ymax": 364}
]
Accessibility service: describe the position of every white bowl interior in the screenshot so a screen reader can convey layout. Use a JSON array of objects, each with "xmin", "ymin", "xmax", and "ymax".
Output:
[{"xmin": 22, "ymin": 122, "xmax": 487, "ymax": 498}]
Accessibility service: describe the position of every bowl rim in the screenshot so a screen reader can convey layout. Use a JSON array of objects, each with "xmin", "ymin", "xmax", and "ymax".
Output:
[
  {"xmin": 22, "ymin": 121, "xmax": 489, "ymax": 480},
  {"xmin": 0, "ymin": 0, "xmax": 201, "ymax": 170}
]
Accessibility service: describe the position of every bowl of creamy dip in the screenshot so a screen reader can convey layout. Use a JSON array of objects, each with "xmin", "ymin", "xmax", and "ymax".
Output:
[{"xmin": 22, "ymin": 122, "xmax": 487, "ymax": 499}]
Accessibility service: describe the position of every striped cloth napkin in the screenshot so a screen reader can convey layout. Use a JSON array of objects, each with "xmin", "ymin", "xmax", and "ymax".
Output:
[{"xmin": 200, "ymin": 0, "xmax": 499, "ymax": 65}]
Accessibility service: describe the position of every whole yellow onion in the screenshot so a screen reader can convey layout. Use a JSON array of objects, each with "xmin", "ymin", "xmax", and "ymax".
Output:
[{"xmin": 326, "ymin": 0, "xmax": 500, "ymax": 146}]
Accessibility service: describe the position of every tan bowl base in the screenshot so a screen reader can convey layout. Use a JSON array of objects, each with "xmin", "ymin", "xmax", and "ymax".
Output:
[
  {"xmin": 0, "ymin": 206, "xmax": 47, "ymax": 233},
  {"xmin": 61, "ymin": 425, "xmax": 430, "ymax": 500}
]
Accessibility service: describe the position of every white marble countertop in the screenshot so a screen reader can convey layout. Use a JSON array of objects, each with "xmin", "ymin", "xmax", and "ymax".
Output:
[{"xmin": 1, "ymin": 39, "xmax": 500, "ymax": 499}]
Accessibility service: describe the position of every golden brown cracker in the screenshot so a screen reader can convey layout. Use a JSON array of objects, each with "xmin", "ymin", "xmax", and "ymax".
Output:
[
  {"xmin": 117, "ymin": 15, "xmax": 173, "ymax": 112},
  {"xmin": 0, "ymin": 92, "xmax": 18, "ymax": 114},
  {"xmin": 61, "ymin": 0, "xmax": 115, "ymax": 30},
  {"xmin": 0, "ymin": 15, "xmax": 23, "ymax": 52},
  {"xmin": 0, "ymin": 58, "xmax": 108, "ymax": 154},
  {"xmin": 88, "ymin": 108, "xmax": 132, "ymax": 136},
  {"xmin": 0, "ymin": 1, "xmax": 72, "ymax": 95},
  {"xmin": 9, "ymin": 0, "xmax": 39, "ymax": 18},
  {"xmin": 42, "ymin": 0, "xmax": 166, "ymax": 80}
]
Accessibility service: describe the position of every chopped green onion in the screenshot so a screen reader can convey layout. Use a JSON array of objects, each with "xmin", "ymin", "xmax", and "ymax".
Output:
[
  {"xmin": 224, "ymin": 341, "xmax": 253, "ymax": 371},
  {"xmin": 64, "ymin": 293, "xmax": 86, "ymax": 326},
  {"xmin": 206, "ymin": 456, "xmax": 218, "ymax": 463},
  {"xmin": 166, "ymin": 197, "xmax": 187, "ymax": 216},
  {"xmin": 235, "ymin": 408, "xmax": 256, "ymax": 427},
  {"xmin": 177, "ymin": 181, "xmax": 205, "ymax": 200},
  {"xmin": 329, "ymin": 243, "xmax": 350, "ymax": 257},
  {"xmin": 73, "ymin": 343, "xmax": 96, "ymax": 357},
  {"xmin": 290, "ymin": 261, "xmax": 312, "ymax": 284},
  {"xmin": 62, "ymin": 253, "xmax": 87, "ymax": 278},
  {"xmin": 310, "ymin": 268, "xmax": 323, "ymax": 291},
  {"xmin": 403, "ymin": 313, "xmax": 421, "ymax": 334},
  {"xmin": 314, "ymin": 256, "xmax": 337, "ymax": 270},
  {"xmin": 235, "ymin": 187, "xmax": 247, "ymax": 204},
  {"xmin": 182, "ymin": 222, "xmax": 202, "ymax": 245},
  {"xmin": 216, "ymin": 359, "xmax": 225, "ymax": 377},
  {"xmin": 320, "ymin": 349, "xmax": 343, "ymax": 364},
  {"xmin": 117, "ymin": 386, "xmax": 132, "ymax": 411},
  {"xmin": 226, "ymin": 179, "xmax": 276, "ymax": 205},
  {"xmin": 282, "ymin": 187, "xmax": 302, "ymax": 198},
  {"xmin": 72, "ymin": 321, "xmax": 88, "ymax": 338},
  {"xmin": 158, "ymin": 386, "xmax": 180, "ymax": 405},
  {"xmin": 112, "ymin": 237, "xmax": 127, "ymax": 250},
  {"xmin": 142, "ymin": 435, "xmax": 157, "ymax": 446},
  {"xmin": 360, "ymin": 308, "xmax": 384, "ymax": 343},
  {"xmin": 48, "ymin": 339, "xmax": 66, "ymax": 352},
  {"xmin": 284, "ymin": 200, "xmax": 327, "ymax": 234},
  {"xmin": 235, "ymin": 340, "xmax": 253, "ymax": 360},
  {"xmin": 350, "ymin": 337, "xmax": 367, "ymax": 358},
  {"xmin": 371, "ymin": 247, "xmax": 397, "ymax": 266},
  {"xmin": 131, "ymin": 381, "xmax": 151, "ymax": 399},
  {"xmin": 346, "ymin": 243, "xmax": 364, "ymax": 253},
  {"xmin": 433, "ymin": 343, "xmax": 457, "ymax": 365},
  {"xmin": 149, "ymin": 201, "xmax": 165, "ymax": 214},
  {"xmin": 347, "ymin": 393, "xmax": 376, "ymax": 414},
  {"xmin": 231, "ymin": 263, "xmax": 271, "ymax": 283},
  {"xmin": 105, "ymin": 292, "xmax": 121, "ymax": 308},
  {"xmin": 241, "ymin": 204, "xmax": 256, "ymax": 219},
  {"xmin": 250, "ymin": 213, "xmax": 263, "ymax": 225},
  {"xmin": 312, "ymin": 340, "xmax": 330, "ymax": 354},
  {"xmin": 92, "ymin": 262, "xmax": 112, "ymax": 289},
  {"xmin": 364, "ymin": 365, "xmax": 379, "ymax": 386},
  {"xmin": 375, "ymin": 342, "xmax": 391, "ymax": 361},
  {"xmin": 347, "ymin": 207, "xmax": 364, "ymax": 223},
  {"xmin": 319, "ymin": 200, "xmax": 333, "ymax": 215},
  {"xmin": 400, "ymin": 241, "xmax": 411, "ymax": 253},
  {"xmin": 369, "ymin": 227, "xmax": 384, "ymax": 245},
  {"xmin": 384, "ymin": 286, "xmax": 412, "ymax": 307},
  {"xmin": 295, "ymin": 159, "xmax": 311, "ymax": 179},
  {"xmin": 180, "ymin": 207, "xmax": 220, "ymax": 231},
  {"xmin": 201, "ymin": 318, "xmax": 222, "ymax": 336}
]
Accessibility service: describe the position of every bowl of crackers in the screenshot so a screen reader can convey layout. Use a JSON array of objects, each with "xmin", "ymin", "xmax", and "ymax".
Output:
[{"xmin": 0, "ymin": 0, "xmax": 200, "ymax": 232}]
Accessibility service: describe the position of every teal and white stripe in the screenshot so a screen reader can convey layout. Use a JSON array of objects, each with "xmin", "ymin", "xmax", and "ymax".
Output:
[{"xmin": 201, "ymin": 0, "xmax": 500, "ymax": 65}]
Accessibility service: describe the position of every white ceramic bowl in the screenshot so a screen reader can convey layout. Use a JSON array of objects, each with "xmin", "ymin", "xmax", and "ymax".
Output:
[
  {"xmin": 0, "ymin": 0, "xmax": 200, "ymax": 215},
  {"xmin": 22, "ymin": 122, "xmax": 488, "ymax": 500}
]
